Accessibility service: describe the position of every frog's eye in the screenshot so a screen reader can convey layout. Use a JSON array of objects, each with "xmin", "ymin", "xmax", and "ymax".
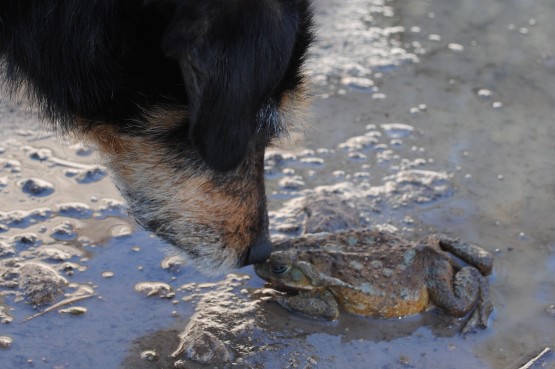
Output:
[{"xmin": 271, "ymin": 264, "xmax": 289, "ymax": 275}]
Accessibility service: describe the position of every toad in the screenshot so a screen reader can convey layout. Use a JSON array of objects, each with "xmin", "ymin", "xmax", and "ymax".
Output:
[{"xmin": 255, "ymin": 229, "xmax": 494, "ymax": 333}]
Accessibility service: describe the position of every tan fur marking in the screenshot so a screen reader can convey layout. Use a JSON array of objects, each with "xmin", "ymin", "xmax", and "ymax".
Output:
[
  {"xmin": 139, "ymin": 106, "xmax": 188, "ymax": 130},
  {"xmin": 82, "ymin": 123, "xmax": 264, "ymax": 272},
  {"xmin": 277, "ymin": 85, "xmax": 312, "ymax": 137},
  {"xmin": 173, "ymin": 177, "xmax": 259, "ymax": 250},
  {"xmin": 213, "ymin": 187, "xmax": 259, "ymax": 249},
  {"xmin": 82, "ymin": 125, "xmax": 128, "ymax": 155},
  {"xmin": 81, "ymin": 105, "xmax": 187, "ymax": 152}
]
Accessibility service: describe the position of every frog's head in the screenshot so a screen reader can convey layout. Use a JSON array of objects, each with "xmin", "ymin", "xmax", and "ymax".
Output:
[{"xmin": 254, "ymin": 251, "xmax": 315, "ymax": 291}]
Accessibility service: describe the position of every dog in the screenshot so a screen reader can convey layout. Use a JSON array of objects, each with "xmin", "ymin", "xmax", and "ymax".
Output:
[{"xmin": 0, "ymin": 0, "xmax": 314, "ymax": 273}]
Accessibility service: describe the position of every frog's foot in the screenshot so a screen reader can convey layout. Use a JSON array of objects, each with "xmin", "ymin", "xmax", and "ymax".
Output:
[
  {"xmin": 274, "ymin": 290, "xmax": 340, "ymax": 320},
  {"xmin": 251, "ymin": 287, "xmax": 286, "ymax": 301},
  {"xmin": 462, "ymin": 273, "xmax": 494, "ymax": 334},
  {"xmin": 433, "ymin": 235, "xmax": 494, "ymax": 276}
]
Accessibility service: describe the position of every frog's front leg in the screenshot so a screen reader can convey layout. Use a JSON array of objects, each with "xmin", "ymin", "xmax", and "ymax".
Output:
[
  {"xmin": 274, "ymin": 289, "xmax": 340, "ymax": 320},
  {"xmin": 424, "ymin": 248, "xmax": 493, "ymax": 332}
]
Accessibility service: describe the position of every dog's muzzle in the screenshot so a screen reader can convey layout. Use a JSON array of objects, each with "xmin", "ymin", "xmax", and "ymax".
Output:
[{"xmin": 245, "ymin": 232, "xmax": 272, "ymax": 266}]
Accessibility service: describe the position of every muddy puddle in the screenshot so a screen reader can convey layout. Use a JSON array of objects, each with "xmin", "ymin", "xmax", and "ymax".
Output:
[{"xmin": 1, "ymin": 0, "xmax": 555, "ymax": 368}]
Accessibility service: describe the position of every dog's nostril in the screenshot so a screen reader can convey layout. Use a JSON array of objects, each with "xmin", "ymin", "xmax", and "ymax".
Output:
[{"xmin": 246, "ymin": 234, "xmax": 272, "ymax": 265}]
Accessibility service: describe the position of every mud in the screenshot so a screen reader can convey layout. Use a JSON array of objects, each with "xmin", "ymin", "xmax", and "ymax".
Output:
[{"xmin": 1, "ymin": 0, "xmax": 555, "ymax": 368}]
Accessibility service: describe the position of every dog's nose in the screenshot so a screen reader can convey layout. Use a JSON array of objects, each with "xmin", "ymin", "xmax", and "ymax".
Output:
[{"xmin": 246, "ymin": 233, "xmax": 272, "ymax": 265}]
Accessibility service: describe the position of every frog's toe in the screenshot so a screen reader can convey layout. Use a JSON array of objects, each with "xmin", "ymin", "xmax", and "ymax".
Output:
[
  {"xmin": 462, "ymin": 277, "xmax": 494, "ymax": 334},
  {"xmin": 461, "ymin": 304, "xmax": 491, "ymax": 334},
  {"xmin": 461, "ymin": 311, "xmax": 482, "ymax": 334}
]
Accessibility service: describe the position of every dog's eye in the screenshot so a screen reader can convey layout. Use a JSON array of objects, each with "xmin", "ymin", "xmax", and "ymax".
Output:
[{"xmin": 271, "ymin": 264, "xmax": 289, "ymax": 275}]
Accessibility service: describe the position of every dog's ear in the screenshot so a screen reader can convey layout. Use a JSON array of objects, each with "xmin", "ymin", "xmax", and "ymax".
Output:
[{"xmin": 162, "ymin": 0, "xmax": 302, "ymax": 171}]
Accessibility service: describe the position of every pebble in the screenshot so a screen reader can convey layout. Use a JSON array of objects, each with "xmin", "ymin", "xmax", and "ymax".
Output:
[
  {"xmin": 380, "ymin": 123, "xmax": 414, "ymax": 138},
  {"xmin": 38, "ymin": 247, "xmax": 74, "ymax": 261},
  {"xmin": 399, "ymin": 355, "xmax": 411, "ymax": 365},
  {"xmin": 20, "ymin": 178, "xmax": 55, "ymax": 197},
  {"xmin": 51, "ymin": 222, "xmax": 78, "ymax": 241},
  {"xmin": 279, "ymin": 177, "xmax": 305, "ymax": 190},
  {"xmin": 348, "ymin": 152, "xmax": 367, "ymax": 161},
  {"xmin": 0, "ymin": 159, "xmax": 21, "ymax": 173},
  {"xmin": 59, "ymin": 306, "xmax": 87, "ymax": 315},
  {"xmin": 0, "ymin": 240, "xmax": 14, "ymax": 256},
  {"xmin": 74, "ymin": 166, "xmax": 107, "ymax": 184},
  {"xmin": 299, "ymin": 157, "xmax": 325, "ymax": 167},
  {"xmin": 134, "ymin": 282, "xmax": 173, "ymax": 297},
  {"xmin": 477, "ymin": 89, "xmax": 492, "ymax": 98},
  {"xmin": 161, "ymin": 255, "xmax": 187, "ymax": 271},
  {"xmin": 11, "ymin": 233, "xmax": 42, "ymax": 247},
  {"xmin": 95, "ymin": 199, "xmax": 128, "ymax": 219},
  {"xmin": 101, "ymin": 271, "xmax": 114, "ymax": 278},
  {"xmin": 28, "ymin": 148, "xmax": 52, "ymax": 161},
  {"xmin": 0, "ymin": 336, "xmax": 13, "ymax": 349},
  {"xmin": 174, "ymin": 360, "xmax": 187, "ymax": 368},
  {"xmin": 18, "ymin": 262, "xmax": 68, "ymax": 304},
  {"xmin": 56, "ymin": 203, "xmax": 94, "ymax": 219},
  {"xmin": 70, "ymin": 143, "xmax": 93, "ymax": 156},
  {"xmin": 447, "ymin": 43, "xmax": 464, "ymax": 52},
  {"xmin": 177, "ymin": 331, "xmax": 233, "ymax": 364},
  {"xmin": 111, "ymin": 225, "xmax": 132, "ymax": 238},
  {"xmin": 140, "ymin": 350, "xmax": 159, "ymax": 362}
]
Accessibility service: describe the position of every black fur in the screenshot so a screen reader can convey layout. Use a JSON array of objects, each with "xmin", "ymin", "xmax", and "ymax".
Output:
[
  {"xmin": 0, "ymin": 0, "xmax": 314, "ymax": 270},
  {"xmin": 0, "ymin": 0, "xmax": 313, "ymax": 171}
]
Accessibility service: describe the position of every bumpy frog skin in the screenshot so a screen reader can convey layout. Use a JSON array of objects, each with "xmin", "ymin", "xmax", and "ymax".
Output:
[{"xmin": 255, "ymin": 229, "xmax": 494, "ymax": 333}]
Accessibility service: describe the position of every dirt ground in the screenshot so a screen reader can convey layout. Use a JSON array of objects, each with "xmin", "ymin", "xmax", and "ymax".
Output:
[{"xmin": 1, "ymin": 0, "xmax": 554, "ymax": 368}]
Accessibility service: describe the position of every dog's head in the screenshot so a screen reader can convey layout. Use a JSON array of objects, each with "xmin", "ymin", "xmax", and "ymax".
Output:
[
  {"xmin": 161, "ymin": 0, "xmax": 313, "ymax": 172},
  {"xmin": 86, "ymin": 0, "xmax": 313, "ymax": 273}
]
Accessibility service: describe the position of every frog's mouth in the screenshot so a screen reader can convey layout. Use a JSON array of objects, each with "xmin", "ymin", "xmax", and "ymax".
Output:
[{"xmin": 262, "ymin": 280, "xmax": 316, "ymax": 293}]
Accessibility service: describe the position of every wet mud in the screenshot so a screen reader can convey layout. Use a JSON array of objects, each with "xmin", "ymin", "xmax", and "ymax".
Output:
[{"xmin": 1, "ymin": 0, "xmax": 555, "ymax": 368}]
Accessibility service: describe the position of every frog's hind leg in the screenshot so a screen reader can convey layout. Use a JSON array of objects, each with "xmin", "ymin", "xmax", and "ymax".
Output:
[
  {"xmin": 461, "ymin": 271, "xmax": 494, "ymax": 334},
  {"xmin": 426, "ymin": 260, "xmax": 480, "ymax": 318},
  {"xmin": 426, "ymin": 253, "xmax": 493, "ymax": 333},
  {"xmin": 433, "ymin": 235, "xmax": 494, "ymax": 276}
]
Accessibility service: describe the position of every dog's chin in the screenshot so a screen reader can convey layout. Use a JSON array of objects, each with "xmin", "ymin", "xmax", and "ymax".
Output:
[
  {"xmin": 184, "ymin": 241, "xmax": 247, "ymax": 276},
  {"xmin": 121, "ymin": 183, "xmax": 267, "ymax": 275},
  {"xmin": 137, "ymin": 218, "xmax": 250, "ymax": 275},
  {"xmin": 84, "ymin": 126, "xmax": 269, "ymax": 274}
]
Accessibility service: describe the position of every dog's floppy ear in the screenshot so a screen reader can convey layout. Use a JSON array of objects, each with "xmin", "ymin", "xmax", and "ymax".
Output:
[{"xmin": 162, "ymin": 0, "xmax": 301, "ymax": 171}]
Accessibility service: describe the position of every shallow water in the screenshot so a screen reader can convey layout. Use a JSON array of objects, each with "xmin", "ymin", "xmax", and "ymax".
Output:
[{"xmin": 1, "ymin": 0, "xmax": 555, "ymax": 368}]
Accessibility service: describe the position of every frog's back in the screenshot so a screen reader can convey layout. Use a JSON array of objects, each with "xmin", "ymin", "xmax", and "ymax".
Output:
[{"xmin": 277, "ymin": 230, "xmax": 432, "ymax": 318}]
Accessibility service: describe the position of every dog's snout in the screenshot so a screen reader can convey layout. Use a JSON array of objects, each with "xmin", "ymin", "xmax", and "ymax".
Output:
[{"xmin": 246, "ymin": 233, "xmax": 272, "ymax": 265}]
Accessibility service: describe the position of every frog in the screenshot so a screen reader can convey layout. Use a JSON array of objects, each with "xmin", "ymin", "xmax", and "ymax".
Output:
[{"xmin": 254, "ymin": 229, "xmax": 494, "ymax": 333}]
